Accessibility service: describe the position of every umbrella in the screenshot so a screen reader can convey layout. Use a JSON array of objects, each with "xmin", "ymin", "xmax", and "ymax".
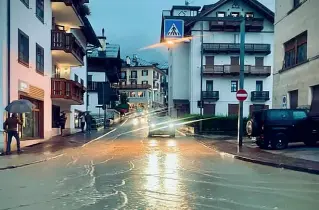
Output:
[{"xmin": 5, "ymin": 99, "xmax": 35, "ymax": 113}]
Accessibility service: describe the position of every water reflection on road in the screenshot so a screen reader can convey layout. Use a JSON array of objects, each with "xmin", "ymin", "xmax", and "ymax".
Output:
[{"xmin": 0, "ymin": 120, "xmax": 319, "ymax": 210}]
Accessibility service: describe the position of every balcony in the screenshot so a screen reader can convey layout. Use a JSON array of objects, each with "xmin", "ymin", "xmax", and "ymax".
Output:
[
  {"xmin": 51, "ymin": 30, "xmax": 85, "ymax": 66},
  {"xmin": 51, "ymin": 78, "xmax": 85, "ymax": 105},
  {"xmin": 113, "ymin": 84, "xmax": 152, "ymax": 90},
  {"xmin": 203, "ymin": 43, "xmax": 271, "ymax": 55},
  {"xmin": 251, "ymin": 91, "xmax": 270, "ymax": 102},
  {"xmin": 203, "ymin": 65, "xmax": 271, "ymax": 76},
  {"xmin": 202, "ymin": 91, "xmax": 219, "ymax": 101},
  {"xmin": 119, "ymin": 75, "xmax": 127, "ymax": 80},
  {"xmin": 51, "ymin": 0, "xmax": 87, "ymax": 28},
  {"xmin": 210, "ymin": 18, "xmax": 264, "ymax": 32}
]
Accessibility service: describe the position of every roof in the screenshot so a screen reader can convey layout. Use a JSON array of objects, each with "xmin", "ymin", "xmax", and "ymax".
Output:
[
  {"xmin": 187, "ymin": 0, "xmax": 274, "ymax": 27},
  {"xmin": 156, "ymin": 63, "xmax": 169, "ymax": 71},
  {"xmin": 81, "ymin": 16, "xmax": 101, "ymax": 48},
  {"xmin": 87, "ymin": 44, "xmax": 120, "ymax": 59},
  {"xmin": 172, "ymin": 5, "xmax": 201, "ymax": 11}
]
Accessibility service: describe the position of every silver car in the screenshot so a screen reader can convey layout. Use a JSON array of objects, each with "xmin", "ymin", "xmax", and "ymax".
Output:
[{"xmin": 148, "ymin": 116, "xmax": 175, "ymax": 138}]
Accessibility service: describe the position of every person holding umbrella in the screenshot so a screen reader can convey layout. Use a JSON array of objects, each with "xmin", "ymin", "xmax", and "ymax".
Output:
[
  {"xmin": 4, "ymin": 99, "xmax": 34, "ymax": 155},
  {"xmin": 3, "ymin": 113, "xmax": 23, "ymax": 155}
]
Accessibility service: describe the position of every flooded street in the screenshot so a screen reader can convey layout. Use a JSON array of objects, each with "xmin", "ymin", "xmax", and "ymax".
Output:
[{"xmin": 1, "ymin": 119, "xmax": 319, "ymax": 210}]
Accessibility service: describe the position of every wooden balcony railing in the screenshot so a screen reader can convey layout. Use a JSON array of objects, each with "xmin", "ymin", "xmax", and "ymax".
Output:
[
  {"xmin": 203, "ymin": 65, "xmax": 271, "ymax": 76},
  {"xmin": 202, "ymin": 91, "xmax": 219, "ymax": 101},
  {"xmin": 251, "ymin": 91, "xmax": 270, "ymax": 101},
  {"xmin": 51, "ymin": 78, "xmax": 85, "ymax": 105},
  {"xmin": 113, "ymin": 84, "xmax": 152, "ymax": 89},
  {"xmin": 210, "ymin": 18, "xmax": 264, "ymax": 31},
  {"xmin": 51, "ymin": 30, "xmax": 85, "ymax": 65},
  {"xmin": 203, "ymin": 43, "xmax": 271, "ymax": 54}
]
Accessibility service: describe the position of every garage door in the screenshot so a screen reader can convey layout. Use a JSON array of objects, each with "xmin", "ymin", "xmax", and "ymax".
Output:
[{"xmin": 203, "ymin": 104, "xmax": 216, "ymax": 115}]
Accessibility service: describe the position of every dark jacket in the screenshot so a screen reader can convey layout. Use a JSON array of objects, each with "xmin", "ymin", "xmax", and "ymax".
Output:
[{"xmin": 4, "ymin": 117, "xmax": 22, "ymax": 131}]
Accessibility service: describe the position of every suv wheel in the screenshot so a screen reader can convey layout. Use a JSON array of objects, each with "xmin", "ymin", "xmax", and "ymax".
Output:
[
  {"xmin": 246, "ymin": 120, "xmax": 259, "ymax": 137},
  {"xmin": 271, "ymin": 133, "xmax": 288, "ymax": 150}
]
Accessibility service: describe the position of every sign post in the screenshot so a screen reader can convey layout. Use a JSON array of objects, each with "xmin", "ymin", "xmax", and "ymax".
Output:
[{"xmin": 236, "ymin": 88, "xmax": 247, "ymax": 147}]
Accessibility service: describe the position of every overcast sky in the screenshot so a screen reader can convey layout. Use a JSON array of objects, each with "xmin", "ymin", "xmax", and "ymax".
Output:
[{"xmin": 88, "ymin": 0, "xmax": 275, "ymax": 63}]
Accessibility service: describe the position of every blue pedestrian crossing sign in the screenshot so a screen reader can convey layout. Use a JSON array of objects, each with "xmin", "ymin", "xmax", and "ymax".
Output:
[{"xmin": 164, "ymin": 19, "xmax": 184, "ymax": 40}]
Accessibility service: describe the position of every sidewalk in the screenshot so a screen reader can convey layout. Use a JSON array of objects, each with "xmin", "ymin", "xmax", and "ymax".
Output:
[
  {"xmin": 0, "ymin": 128, "xmax": 113, "ymax": 171},
  {"xmin": 180, "ymin": 127, "xmax": 319, "ymax": 174}
]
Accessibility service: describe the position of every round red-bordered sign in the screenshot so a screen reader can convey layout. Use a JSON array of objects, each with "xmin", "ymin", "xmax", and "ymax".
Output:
[{"xmin": 236, "ymin": 89, "xmax": 248, "ymax": 101}]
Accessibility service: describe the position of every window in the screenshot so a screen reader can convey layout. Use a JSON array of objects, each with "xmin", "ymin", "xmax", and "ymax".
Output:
[
  {"xmin": 142, "ymin": 81, "xmax": 148, "ymax": 85},
  {"xmin": 20, "ymin": 0, "xmax": 29, "ymax": 8},
  {"xmin": 74, "ymin": 74, "xmax": 78, "ymax": 82},
  {"xmin": 228, "ymin": 104, "xmax": 239, "ymax": 116},
  {"xmin": 138, "ymin": 91, "xmax": 145, "ymax": 97},
  {"xmin": 88, "ymin": 75, "xmax": 92, "ymax": 81},
  {"xmin": 231, "ymin": 12, "xmax": 240, "ymax": 17},
  {"xmin": 36, "ymin": 44, "xmax": 44, "ymax": 74},
  {"xmin": 120, "ymin": 72, "xmax": 126, "ymax": 79},
  {"xmin": 255, "ymin": 57, "xmax": 264, "ymax": 66},
  {"xmin": 245, "ymin": 12, "xmax": 254, "ymax": 18},
  {"xmin": 131, "ymin": 71, "xmax": 137, "ymax": 78},
  {"xmin": 231, "ymin": 81, "xmax": 238, "ymax": 92},
  {"xmin": 130, "ymin": 92, "xmax": 136, "ymax": 97},
  {"xmin": 121, "ymin": 81, "xmax": 127, "ymax": 86},
  {"xmin": 36, "ymin": 0, "xmax": 44, "ymax": 22},
  {"xmin": 142, "ymin": 70, "xmax": 148, "ymax": 76},
  {"xmin": 205, "ymin": 56, "xmax": 214, "ymax": 66},
  {"xmin": 80, "ymin": 79, "xmax": 84, "ymax": 86},
  {"xmin": 293, "ymin": 111, "xmax": 307, "ymax": 120},
  {"xmin": 256, "ymin": 81, "xmax": 263, "ymax": 91},
  {"xmin": 18, "ymin": 29, "xmax": 29, "ymax": 66},
  {"xmin": 284, "ymin": 31, "xmax": 307, "ymax": 69},
  {"xmin": 206, "ymin": 81, "xmax": 214, "ymax": 91},
  {"xmin": 217, "ymin": 12, "xmax": 226, "ymax": 17},
  {"xmin": 267, "ymin": 110, "xmax": 290, "ymax": 121},
  {"xmin": 231, "ymin": 56, "xmax": 239, "ymax": 65}
]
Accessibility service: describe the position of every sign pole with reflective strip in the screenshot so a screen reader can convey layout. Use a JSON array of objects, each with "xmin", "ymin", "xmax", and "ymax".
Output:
[{"xmin": 238, "ymin": 19, "xmax": 246, "ymax": 147}]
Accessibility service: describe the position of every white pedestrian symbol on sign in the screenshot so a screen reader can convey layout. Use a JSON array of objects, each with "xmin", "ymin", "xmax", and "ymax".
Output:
[{"xmin": 167, "ymin": 23, "xmax": 181, "ymax": 36}]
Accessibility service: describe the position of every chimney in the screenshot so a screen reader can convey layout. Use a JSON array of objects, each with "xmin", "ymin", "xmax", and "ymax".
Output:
[
  {"xmin": 126, "ymin": 56, "xmax": 131, "ymax": 66},
  {"xmin": 102, "ymin": 28, "xmax": 105, "ymax": 37}
]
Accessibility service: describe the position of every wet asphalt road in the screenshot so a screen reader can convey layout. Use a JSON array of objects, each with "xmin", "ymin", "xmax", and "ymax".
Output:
[{"xmin": 1, "ymin": 118, "xmax": 319, "ymax": 210}]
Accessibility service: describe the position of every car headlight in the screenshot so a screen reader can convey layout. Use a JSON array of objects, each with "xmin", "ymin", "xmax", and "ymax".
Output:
[
  {"xmin": 169, "ymin": 123, "xmax": 174, "ymax": 128},
  {"xmin": 151, "ymin": 123, "xmax": 155, "ymax": 128}
]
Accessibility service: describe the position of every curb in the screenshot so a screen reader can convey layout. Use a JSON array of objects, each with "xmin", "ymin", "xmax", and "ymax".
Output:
[
  {"xmin": 179, "ymin": 129, "xmax": 319, "ymax": 175},
  {"xmin": 0, "ymin": 154, "xmax": 64, "ymax": 171}
]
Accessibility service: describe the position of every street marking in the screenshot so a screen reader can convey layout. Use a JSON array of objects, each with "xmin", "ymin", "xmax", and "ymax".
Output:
[
  {"xmin": 120, "ymin": 118, "xmax": 128, "ymax": 126},
  {"xmin": 81, "ymin": 128, "xmax": 117, "ymax": 147}
]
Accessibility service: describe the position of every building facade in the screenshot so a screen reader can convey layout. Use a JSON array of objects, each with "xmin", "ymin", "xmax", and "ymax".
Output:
[
  {"xmin": 0, "ymin": 0, "xmax": 99, "ymax": 151},
  {"xmin": 119, "ymin": 56, "xmax": 166, "ymax": 110},
  {"xmin": 273, "ymin": 0, "xmax": 319, "ymax": 109},
  {"xmin": 87, "ymin": 33, "xmax": 121, "ymax": 115},
  {"xmin": 161, "ymin": 0, "xmax": 274, "ymax": 118}
]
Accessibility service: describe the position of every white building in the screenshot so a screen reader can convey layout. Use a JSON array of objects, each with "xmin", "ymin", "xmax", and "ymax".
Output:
[
  {"xmin": 51, "ymin": 1, "xmax": 100, "ymax": 134},
  {"xmin": 273, "ymin": 0, "xmax": 319, "ymax": 109},
  {"xmin": 161, "ymin": 0, "xmax": 274, "ymax": 118},
  {"xmin": 119, "ymin": 56, "xmax": 167, "ymax": 110},
  {"xmin": 0, "ymin": 0, "xmax": 99, "ymax": 151}
]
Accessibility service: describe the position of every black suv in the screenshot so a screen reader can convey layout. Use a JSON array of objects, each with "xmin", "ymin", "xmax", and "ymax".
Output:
[{"xmin": 246, "ymin": 109, "xmax": 319, "ymax": 150}]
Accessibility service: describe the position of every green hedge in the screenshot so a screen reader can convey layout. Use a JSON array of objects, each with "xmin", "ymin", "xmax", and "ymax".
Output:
[{"xmin": 180, "ymin": 115, "xmax": 248, "ymax": 134}]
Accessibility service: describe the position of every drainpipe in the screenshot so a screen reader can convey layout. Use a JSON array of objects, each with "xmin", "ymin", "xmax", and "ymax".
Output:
[{"xmin": 7, "ymin": 0, "xmax": 10, "ymax": 105}]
